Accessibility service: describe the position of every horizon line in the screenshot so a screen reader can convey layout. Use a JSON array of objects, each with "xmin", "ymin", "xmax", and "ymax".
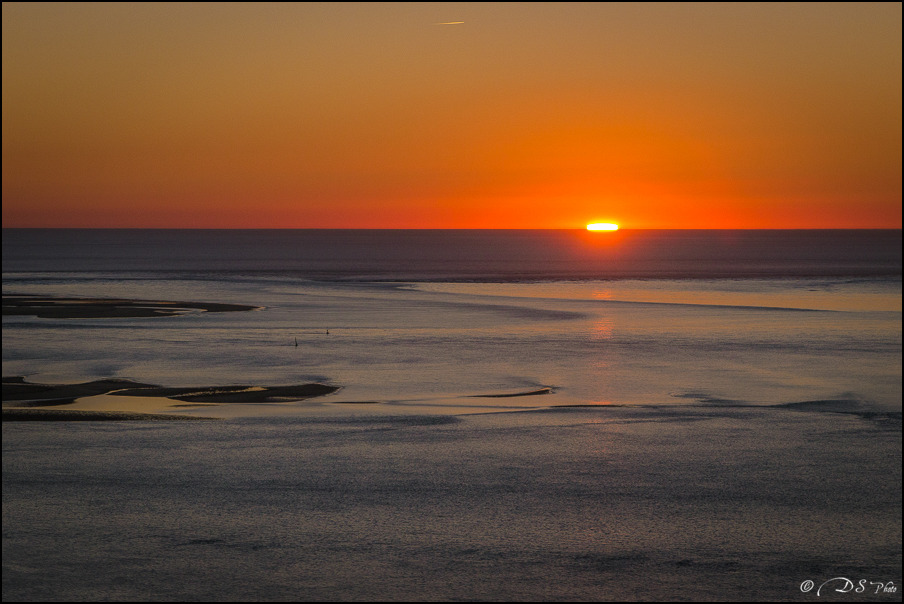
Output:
[{"xmin": 2, "ymin": 226, "xmax": 901, "ymax": 231}]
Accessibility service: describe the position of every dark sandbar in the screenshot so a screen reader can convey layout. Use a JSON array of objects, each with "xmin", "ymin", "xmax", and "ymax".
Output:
[
  {"xmin": 3, "ymin": 378, "xmax": 158, "ymax": 402},
  {"xmin": 113, "ymin": 383, "xmax": 339, "ymax": 403},
  {"xmin": 2, "ymin": 408, "xmax": 214, "ymax": 421},
  {"xmin": 2, "ymin": 377, "xmax": 340, "ymax": 420},
  {"xmin": 471, "ymin": 387, "xmax": 554, "ymax": 398},
  {"xmin": 2, "ymin": 295, "xmax": 259, "ymax": 318}
]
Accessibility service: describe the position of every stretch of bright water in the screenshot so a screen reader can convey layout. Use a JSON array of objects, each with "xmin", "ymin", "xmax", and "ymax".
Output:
[{"xmin": 2, "ymin": 229, "xmax": 901, "ymax": 601}]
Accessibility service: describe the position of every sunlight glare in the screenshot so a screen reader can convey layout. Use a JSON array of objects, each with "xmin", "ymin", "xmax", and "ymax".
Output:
[{"xmin": 587, "ymin": 223, "xmax": 619, "ymax": 231}]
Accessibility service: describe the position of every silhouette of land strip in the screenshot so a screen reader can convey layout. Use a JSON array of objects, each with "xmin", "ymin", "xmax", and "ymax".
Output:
[
  {"xmin": 2, "ymin": 295, "xmax": 259, "ymax": 318},
  {"xmin": 2, "ymin": 377, "xmax": 339, "ymax": 421},
  {"xmin": 471, "ymin": 387, "xmax": 553, "ymax": 398}
]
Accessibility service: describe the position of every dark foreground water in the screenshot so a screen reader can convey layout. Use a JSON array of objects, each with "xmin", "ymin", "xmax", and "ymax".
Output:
[{"xmin": 3, "ymin": 407, "xmax": 901, "ymax": 602}]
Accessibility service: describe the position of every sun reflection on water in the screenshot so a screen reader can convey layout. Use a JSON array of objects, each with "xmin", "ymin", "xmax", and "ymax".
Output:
[{"xmin": 592, "ymin": 318, "xmax": 613, "ymax": 340}]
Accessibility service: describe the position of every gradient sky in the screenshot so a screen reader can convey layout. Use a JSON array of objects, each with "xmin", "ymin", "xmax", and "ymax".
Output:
[{"xmin": 3, "ymin": 2, "xmax": 901, "ymax": 228}]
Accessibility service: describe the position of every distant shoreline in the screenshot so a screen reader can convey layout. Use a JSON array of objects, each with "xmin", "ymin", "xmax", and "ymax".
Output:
[{"xmin": 3, "ymin": 227, "xmax": 902, "ymax": 231}]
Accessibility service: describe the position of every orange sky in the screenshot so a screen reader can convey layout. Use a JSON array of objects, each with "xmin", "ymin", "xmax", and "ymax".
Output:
[{"xmin": 2, "ymin": 2, "xmax": 901, "ymax": 228}]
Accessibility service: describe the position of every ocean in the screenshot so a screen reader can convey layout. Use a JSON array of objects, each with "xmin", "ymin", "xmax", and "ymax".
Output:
[{"xmin": 2, "ymin": 229, "xmax": 901, "ymax": 601}]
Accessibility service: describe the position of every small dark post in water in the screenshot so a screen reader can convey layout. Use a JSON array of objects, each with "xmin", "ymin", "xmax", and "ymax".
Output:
[
  {"xmin": 294, "ymin": 337, "xmax": 298, "ymax": 347},
  {"xmin": 326, "ymin": 329, "xmax": 329, "ymax": 335}
]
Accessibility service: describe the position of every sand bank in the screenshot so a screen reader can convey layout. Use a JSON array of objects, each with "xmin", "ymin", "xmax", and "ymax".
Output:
[
  {"xmin": 2, "ymin": 377, "xmax": 339, "ymax": 421},
  {"xmin": 470, "ymin": 387, "xmax": 554, "ymax": 398},
  {"xmin": 2, "ymin": 408, "xmax": 214, "ymax": 421},
  {"xmin": 2, "ymin": 295, "xmax": 259, "ymax": 318},
  {"xmin": 2, "ymin": 376, "xmax": 563, "ymax": 420}
]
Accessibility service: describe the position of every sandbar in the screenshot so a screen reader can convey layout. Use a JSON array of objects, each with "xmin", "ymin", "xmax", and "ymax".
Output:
[
  {"xmin": 470, "ymin": 387, "xmax": 554, "ymax": 398},
  {"xmin": 2, "ymin": 295, "xmax": 259, "ymax": 319},
  {"xmin": 2, "ymin": 377, "xmax": 339, "ymax": 421},
  {"xmin": 2, "ymin": 408, "xmax": 214, "ymax": 421}
]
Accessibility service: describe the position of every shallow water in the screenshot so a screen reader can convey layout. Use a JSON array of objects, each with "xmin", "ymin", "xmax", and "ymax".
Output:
[{"xmin": 3, "ymin": 274, "xmax": 901, "ymax": 412}]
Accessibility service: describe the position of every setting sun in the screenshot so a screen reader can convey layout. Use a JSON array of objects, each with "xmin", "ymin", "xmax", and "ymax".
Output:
[{"xmin": 587, "ymin": 223, "xmax": 619, "ymax": 231}]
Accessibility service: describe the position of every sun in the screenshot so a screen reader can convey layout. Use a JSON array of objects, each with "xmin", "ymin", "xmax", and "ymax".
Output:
[{"xmin": 586, "ymin": 223, "xmax": 619, "ymax": 231}]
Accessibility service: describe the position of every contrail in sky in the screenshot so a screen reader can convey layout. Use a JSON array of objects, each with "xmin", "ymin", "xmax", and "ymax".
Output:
[{"xmin": 436, "ymin": 21, "xmax": 464, "ymax": 25}]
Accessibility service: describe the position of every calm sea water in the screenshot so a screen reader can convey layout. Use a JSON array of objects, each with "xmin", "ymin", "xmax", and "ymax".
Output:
[
  {"xmin": 3, "ymin": 229, "xmax": 901, "ymax": 601},
  {"xmin": 3, "ymin": 228, "xmax": 901, "ymax": 279}
]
